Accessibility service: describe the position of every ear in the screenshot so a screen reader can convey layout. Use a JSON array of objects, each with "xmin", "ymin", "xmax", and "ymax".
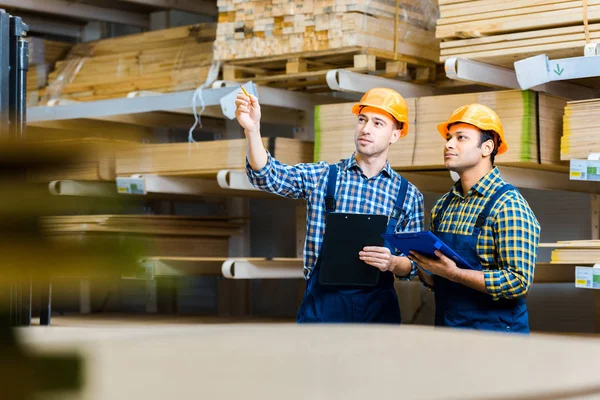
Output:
[
  {"xmin": 389, "ymin": 126, "xmax": 401, "ymax": 145},
  {"xmin": 481, "ymin": 139, "xmax": 494, "ymax": 157}
]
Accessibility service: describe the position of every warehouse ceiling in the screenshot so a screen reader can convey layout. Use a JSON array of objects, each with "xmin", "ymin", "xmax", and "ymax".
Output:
[{"xmin": 0, "ymin": 0, "xmax": 217, "ymax": 41}]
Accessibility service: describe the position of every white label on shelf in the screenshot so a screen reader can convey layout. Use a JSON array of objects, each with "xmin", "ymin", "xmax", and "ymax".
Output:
[
  {"xmin": 116, "ymin": 177, "xmax": 146, "ymax": 195},
  {"xmin": 575, "ymin": 266, "xmax": 600, "ymax": 289},
  {"xmin": 570, "ymin": 159, "xmax": 600, "ymax": 181}
]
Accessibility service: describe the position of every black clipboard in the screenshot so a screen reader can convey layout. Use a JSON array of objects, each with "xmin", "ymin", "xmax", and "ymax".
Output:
[{"xmin": 319, "ymin": 213, "xmax": 388, "ymax": 287}]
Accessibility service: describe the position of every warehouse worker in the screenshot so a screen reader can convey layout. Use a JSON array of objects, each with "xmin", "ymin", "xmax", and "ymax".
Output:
[
  {"xmin": 235, "ymin": 88, "xmax": 424, "ymax": 323},
  {"xmin": 409, "ymin": 104, "xmax": 540, "ymax": 333}
]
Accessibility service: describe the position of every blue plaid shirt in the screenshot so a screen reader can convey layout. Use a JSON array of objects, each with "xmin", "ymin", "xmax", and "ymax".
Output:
[{"xmin": 247, "ymin": 152, "xmax": 425, "ymax": 280}]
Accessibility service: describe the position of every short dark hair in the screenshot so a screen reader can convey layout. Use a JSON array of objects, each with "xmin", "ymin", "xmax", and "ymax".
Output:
[{"xmin": 447, "ymin": 122, "xmax": 499, "ymax": 165}]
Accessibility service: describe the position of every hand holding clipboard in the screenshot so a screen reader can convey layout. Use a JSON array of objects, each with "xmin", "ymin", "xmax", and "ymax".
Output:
[{"xmin": 381, "ymin": 231, "xmax": 473, "ymax": 276}]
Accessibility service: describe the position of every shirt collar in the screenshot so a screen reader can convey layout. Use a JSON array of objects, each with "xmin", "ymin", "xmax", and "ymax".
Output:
[
  {"xmin": 345, "ymin": 153, "xmax": 393, "ymax": 178},
  {"xmin": 452, "ymin": 167, "xmax": 502, "ymax": 197}
]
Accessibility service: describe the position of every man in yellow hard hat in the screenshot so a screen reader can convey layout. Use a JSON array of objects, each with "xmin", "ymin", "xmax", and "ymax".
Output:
[
  {"xmin": 409, "ymin": 104, "xmax": 540, "ymax": 333},
  {"xmin": 235, "ymin": 88, "xmax": 424, "ymax": 323}
]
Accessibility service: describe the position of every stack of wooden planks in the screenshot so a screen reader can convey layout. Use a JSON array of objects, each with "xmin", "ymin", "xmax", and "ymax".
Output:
[
  {"xmin": 438, "ymin": 0, "xmax": 600, "ymax": 67},
  {"xmin": 214, "ymin": 0, "xmax": 439, "ymax": 75},
  {"xmin": 27, "ymin": 38, "xmax": 73, "ymax": 105},
  {"xmin": 544, "ymin": 240, "xmax": 600, "ymax": 264},
  {"xmin": 25, "ymin": 138, "xmax": 136, "ymax": 182},
  {"xmin": 117, "ymin": 137, "xmax": 313, "ymax": 177},
  {"xmin": 561, "ymin": 99, "xmax": 600, "ymax": 160},
  {"xmin": 41, "ymin": 215, "xmax": 245, "ymax": 258},
  {"xmin": 28, "ymin": 38, "xmax": 73, "ymax": 66},
  {"xmin": 39, "ymin": 24, "xmax": 216, "ymax": 104},
  {"xmin": 315, "ymin": 90, "xmax": 566, "ymax": 170}
]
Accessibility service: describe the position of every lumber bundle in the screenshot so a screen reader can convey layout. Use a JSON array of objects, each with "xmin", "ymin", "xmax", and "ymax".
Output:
[
  {"xmin": 117, "ymin": 137, "xmax": 313, "ymax": 177},
  {"xmin": 561, "ymin": 99, "xmax": 600, "ymax": 160},
  {"xmin": 315, "ymin": 90, "xmax": 566, "ymax": 170},
  {"xmin": 27, "ymin": 64, "xmax": 50, "ymax": 92},
  {"xmin": 25, "ymin": 138, "xmax": 135, "ymax": 182},
  {"xmin": 40, "ymin": 24, "xmax": 216, "ymax": 104},
  {"xmin": 42, "ymin": 215, "xmax": 244, "ymax": 258},
  {"xmin": 438, "ymin": 0, "xmax": 600, "ymax": 67},
  {"xmin": 546, "ymin": 240, "xmax": 600, "ymax": 264},
  {"xmin": 214, "ymin": 0, "xmax": 439, "ymax": 64},
  {"xmin": 28, "ymin": 38, "xmax": 73, "ymax": 66}
]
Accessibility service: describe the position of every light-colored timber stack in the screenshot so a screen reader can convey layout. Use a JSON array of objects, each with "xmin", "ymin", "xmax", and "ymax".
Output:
[
  {"xmin": 116, "ymin": 137, "xmax": 313, "ymax": 177},
  {"xmin": 561, "ymin": 99, "xmax": 600, "ymax": 160},
  {"xmin": 438, "ymin": 0, "xmax": 600, "ymax": 67},
  {"xmin": 28, "ymin": 38, "xmax": 73, "ymax": 66},
  {"xmin": 41, "ymin": 215, "xmax": 245, "ymax": 258},
  {"xmin": 25, "ymin": 138, "xmax": 136, "ymax": 182},
  {"xmin": 214, "ymin": 0, "xmax": 440, "ymax": 88},
  {"xmin": 27, "ymin": 38, "xmax": 73, "ymax": 105},
  {"xmin": 545, "ymin": 240, "xmax": 600, "ymax": 264},
  {"xmin": 315, "ymin": 90, "xmax": 566, "ymax": 170},
  {"xmin": 39, "ymin": 24, "xmax": 216, "ymax": 104}
]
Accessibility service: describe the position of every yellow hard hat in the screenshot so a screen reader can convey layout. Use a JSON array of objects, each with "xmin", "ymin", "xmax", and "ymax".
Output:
[
  {"xmin": 351, "ymin": 88, "xmax": 409, "ymax": 137},
  {"xmin": 437, "ymin": 104, "xmax": 508, "ymax": 155}
]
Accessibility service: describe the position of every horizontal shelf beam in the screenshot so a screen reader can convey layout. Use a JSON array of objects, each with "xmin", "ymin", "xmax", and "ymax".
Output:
[
  {"xmin": 326, "ymin": 69, "xmax": 435, "ymax": 98},
  {"xmin": 222, "ymin": 258, "xmax": 303, "ymax": 279},
  {"xmin": 496, "ymin": 166, "xmax": 600, "ymax": 194},
  {"xmin": 445, "ymin": 57, "xmax": 599, "ymax": 100},
  {"xmin": 141, "ymin": 257, "xmax": 304, "ymax": 279},
  {"xmin": 3, "ymin": 0, "xmax": 149, "ymax": 27},
  {"xmin": 28, "ymin": 85, "xmax": 339, "ymax": 124},
  {"xmin": 115, "ymin": 0, "xmax": 218, "ymax": 16}
]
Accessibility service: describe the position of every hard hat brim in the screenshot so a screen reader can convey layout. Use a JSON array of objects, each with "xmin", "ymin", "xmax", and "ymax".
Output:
[
  {"xmin": 437, "ymin": 120, "xmax": 508, "ymax": 155},
  {"xmin": 351, "ymin": 103, "xmax": 409, "ymax": 137}
]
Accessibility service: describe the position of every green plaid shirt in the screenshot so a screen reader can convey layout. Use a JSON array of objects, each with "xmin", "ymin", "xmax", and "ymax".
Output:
[{"xmin": 430, "ymin": 168, "xmax": 540, "ymax": 300}]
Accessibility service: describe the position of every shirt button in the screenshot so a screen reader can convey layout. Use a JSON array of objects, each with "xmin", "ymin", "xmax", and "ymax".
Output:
[{"xmin": 505, "ymin": 326, "xmax": 511, "ymax": 332}]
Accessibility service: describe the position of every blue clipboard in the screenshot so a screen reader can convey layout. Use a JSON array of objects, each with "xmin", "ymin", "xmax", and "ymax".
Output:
[{"xmin": 381, "ymin": 231, "xmax": 473, "ymax": 274}]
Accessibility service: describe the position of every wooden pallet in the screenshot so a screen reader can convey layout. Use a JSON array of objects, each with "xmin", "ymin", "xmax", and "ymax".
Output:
[{"xmin": 223, "ymin": 47, "xmax": 437, "ymax": 91}]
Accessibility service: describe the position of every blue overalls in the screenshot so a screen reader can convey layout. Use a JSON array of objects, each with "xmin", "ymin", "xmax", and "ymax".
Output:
[
  {"xmin": 297, "ymin": 165, "xmax": 408, "ymax": 324},
  {"xmin": 431, "ymin": 184, "xmax": 529, "ymax": 333}
]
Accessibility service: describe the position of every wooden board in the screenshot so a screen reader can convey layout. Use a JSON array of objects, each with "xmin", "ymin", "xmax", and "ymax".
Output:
[
  {"xmin": 562, "ymin": 98, "xmax": 600, "ymax": 160},
  {"xmin": 437, "ymin": 1, "xmax": 600, "ymax": 39},
  {"xmin": 19, "ymin": 324, "xmax": 600, "ymax": 400},
  {"xmin": 24, "ymin": 138, "xmax": 137, "ymax": 182},
  {"xmin": 37, "ymin": 24, "xmax": 216, "ymax": 105},
  {"xmin": 42, "ymin": 215, "xmax": 246, "ymax": 258},
  {"xmin": 116, "ymin": 137, "xmax": 313, "ymax": 177},
  {"xmin": 315, "ymin": 90, "xmax": 566, "ymax": 170},
  {"xmin": 437, "ymin": 1, "xmax": 600, "ymax": 68},
  {"xmin": 214, "ymin": 0, "xmax": 439, "ymax": 66},
  {"xmin": 27, "ymin": 37, "xmax": 73, "ymax": 66}
]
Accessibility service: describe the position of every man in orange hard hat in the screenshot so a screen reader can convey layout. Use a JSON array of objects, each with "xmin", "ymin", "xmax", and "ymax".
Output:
[
  {"xmin": 409, "ymin": 104, "xmax": 540, "ymax": 333},
  {"xmin": 235, "ymin": 87, "xmax": 424, "ymax": 323}
]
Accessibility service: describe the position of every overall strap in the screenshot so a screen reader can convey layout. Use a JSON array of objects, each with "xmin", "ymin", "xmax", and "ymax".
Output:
[
  {"xmin": 432, "ymin": 192, "xmax": 455, "ymax": 231},
  {"xmin": 385, "ymin": 177, "xmax": 409, "ymax": 234},
  {"xmin": 474, "ymin": 184, "xmax": 516, "ymax": 231},
  {"xmin": 325, "ymin": 164, "xmax": 338, "ymax": 214}
]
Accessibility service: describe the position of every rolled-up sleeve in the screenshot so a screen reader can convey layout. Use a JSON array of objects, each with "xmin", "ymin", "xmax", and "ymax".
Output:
[{"xmin": 484, "ymin": 197, "xmax": 540, "ymax": 300}]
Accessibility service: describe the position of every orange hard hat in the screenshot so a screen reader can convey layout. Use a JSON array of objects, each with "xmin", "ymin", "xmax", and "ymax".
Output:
[
  {"xmin": 437, "ymin": 104, "xmax": 508, "ymax": 155},
  {"xmin": 351, "ymin": 88, "xmax": 409, "ymax": 137}
]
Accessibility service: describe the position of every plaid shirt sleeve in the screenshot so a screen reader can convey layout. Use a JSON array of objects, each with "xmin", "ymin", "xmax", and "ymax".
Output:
[
  {"xmin": 394, "ymin": 185, "xmax": 425, "ymax": 280},
  {"xmin": 484, "ymin": 195, "xmax": 540, "ymax": 300},
  {"xmin": 246, "ymin": 151, "xmax": 327, "ymax": 200}
]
